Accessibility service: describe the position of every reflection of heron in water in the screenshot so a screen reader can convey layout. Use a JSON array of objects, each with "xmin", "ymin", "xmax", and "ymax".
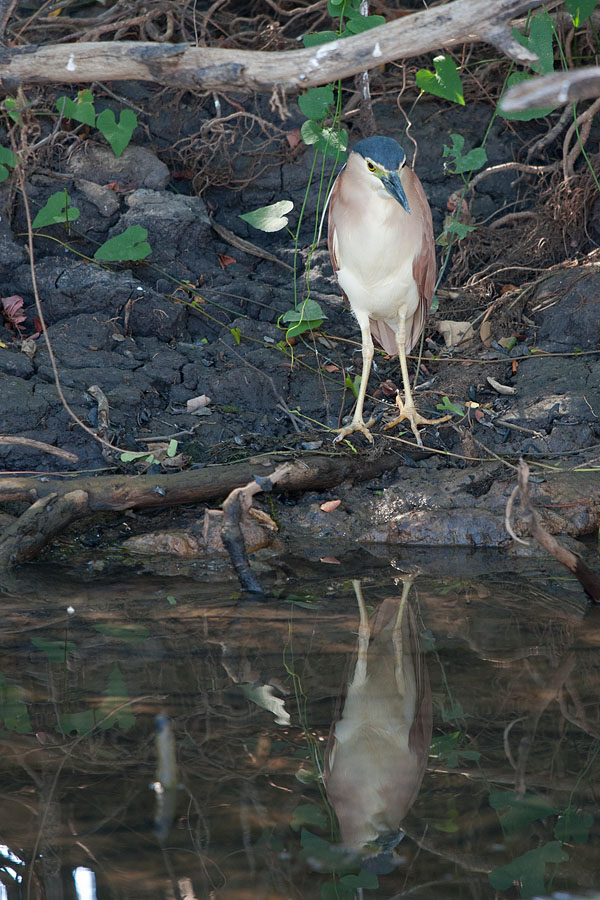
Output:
[{"xmin": 324, "ymin": 577, "xmax": 432, "ymax": 866}]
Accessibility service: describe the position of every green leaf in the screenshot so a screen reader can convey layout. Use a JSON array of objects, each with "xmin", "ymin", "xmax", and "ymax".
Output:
[
  {"xmin": 345, "ymin": 13, "xmax": 386, "ymax": 32},
  {"xmin": 512, "ymin": 10, "xmax": 555, "ymax": 75},
  {"xmin": 231, "ymin": 326, "xmax": 242, "ymax": 345},
  {"xmin": 119, "ymin": 450, "xmax": 154, "ymax": 464},
  {"xmin": 437, "ymin": 219, "xmax": 475, "ymax": 244},
  {"xmin": 565, "ymin": 0, "xmax": 597, "ymax": 25},
  {"xmin": 301, "ymin": 829, "xmax": 355, "ymax": 871},
  {"xmin": 443, "ymin": 133, "xmax": 487, "ymax": 174},
  {"xmin": 488, "ymin": 841, "xmax": 568, "ymax": 897},
  {"xmin": 0, "ymin": 146, "xmax": 16, "ymax": 183},
  {"xmin": 499, "ymin": 72, "xmax": 557, "ymax": 120},
  {"xmin": 167, "ymin": 594, "xmax": 177, "ymax": 606},
  {"xmin": 94, "ymin": 225, "xmax": 151, "ymax": 261},
  {"xmin": 94, "ymin": 623, "xmax": 149, "ymax": 644},
  {"xmin": 96, "ymin": 108, "xmax": 137, "ymax": 157},
  {"xmin": 489, "ymin": 791, "xmax": 558, "ymax": 836},
  {"xmin": 554, "ymin": 808, "xmax": 594, "ymax": 843},
  {"xmin": 416, "ymin": 55, "xmax": 465, "ymax": 105},
  {"xmin": 33, "ymin": 190, "xmax": 80, "ymax": 228},
  {"xmin": 239, "ymin": 200, "xmax": 294, "ymax": 233},
  {"xmin": 56, "ymin": 89, "xmax": 96, "ymax": 126},
  {"xmin": 303, "ymin": 31, "xmax": 338, "ymax": 47},
  {"xmin": 340, "ymin": 870, "xmax": 379, "ymax": 889},
  {"xmin": 60, "ymin": 709, "xmax": 95, "ymax": 736},
  {"xmin": 300, "ymin": 120, "xmax": 348, "ymax": 159},
  {"xmin": 436, "ymin": 395, "xmax": 465, "ymax": 417},
  {"xmin": 282, "ymin": 299, "xmax": 325, "ymax": 338},
  {"xmin": 4, "ymin": 97, "xmax": 23, "ymax": 125},
  {"xmin": 0, "ymin": 673, "xmax": 32, "ymax": 734},
  {"xmin": 291, "ymin": 803, "xmax": 328, "ymax": 832},
  {"xmin": 31, "ymin": 636, "xmax": 76, "ymax": 663},
  {"xmin": 98, "ymin": 663, "xmax": 135, "ymax": 730},
  {"xmin": 322, "ymin": 883, "xmax": 355, "ymax": 900},
  {"xmin": 282, "ymin": 299, "xmax": 325, "ymax": 323},
  {"xmin": 298, "ymin": 85, "xmax": 335, "ymax": 120},
  {"xmin": 167, "ymin": 439, "xmax": 178, "ymax": 457},
  {"xmin": 345, "ymin": 373, "xmax": 361, "ymax": 399}
]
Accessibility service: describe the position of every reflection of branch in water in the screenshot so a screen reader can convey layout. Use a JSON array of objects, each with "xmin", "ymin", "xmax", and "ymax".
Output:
[{"xmin": 512, "ymin": 652, "xmax": 576, "ymax": 797}]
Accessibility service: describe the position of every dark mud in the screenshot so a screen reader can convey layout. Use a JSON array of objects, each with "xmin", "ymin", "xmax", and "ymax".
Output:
[{"xmin": 1, "ymin": 87, "xmax": 599, "ymax": 550}]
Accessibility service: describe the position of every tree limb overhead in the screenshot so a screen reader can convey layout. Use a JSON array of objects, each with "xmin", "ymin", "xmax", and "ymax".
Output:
[{"xmin": 0, "ymin": 0, "xmax": 543, "ymax": 92}]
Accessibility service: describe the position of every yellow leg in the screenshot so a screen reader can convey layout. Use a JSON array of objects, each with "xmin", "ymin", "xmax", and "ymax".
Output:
[
  {"xmin": 334, "ymin": 310, "xmax": 376, "ymax": 443},
  {"xmin": 352, "ymin": 579, "xmax": 370, "ymax": 685},
  {"xmin": 384, "ymin": 317, "xmax": 451, "ymax": 447}
]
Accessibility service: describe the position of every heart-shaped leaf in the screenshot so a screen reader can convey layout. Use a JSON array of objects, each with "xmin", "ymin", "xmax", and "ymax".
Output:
[
  {"xmin": 33, "ymin": 190, "xmax": 80, "ymax": 228},
  {"xmin": 512, "ymin": 10, "xmax": 554, "ymax": 75},
  {"xmin": 56, "ymin": 89, "xmax": 96, "ymax": 126},
  {"xmin": 565, "ymin": 0, "xmax": 597, "ymax": 25},
  {"xmin": 303, "ymin": 31, "xmax": 338, "ymax": 47},
  {"xmin": 0, "ymin": 146, "xmax": 16, "ymax": 183},
  {"xmin": 416, "ymin": 55, "xmax": 465, "ymax": 105},
  {"xmin": 345, "ymin": 12, "xmax": 385, "ymax": 32},
  {"xmin": 298, "ymin": 85, "xmax": 334, "ymax": 121},
  {"xmin": 239, "ymin": 200, "xmax": 294, "ymax": 232},
  {"xmin": 300, "ymin": 120, "xmax": 348, "ymax": 159},
  {"xmin": 96, "ymin": 108, "xmax": 137, "ymax": 157},
  {"xmin": 94, "ymin": 225, "xmax": 151, "ymax": 261}
]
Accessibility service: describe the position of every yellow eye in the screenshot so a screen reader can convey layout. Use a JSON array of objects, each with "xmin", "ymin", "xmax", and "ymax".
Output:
[{"xmin": 366, "ymin": 160, "xmax": 376, "ymax": 172}]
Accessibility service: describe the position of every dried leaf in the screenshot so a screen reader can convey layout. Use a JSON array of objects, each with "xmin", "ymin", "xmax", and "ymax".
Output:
[
  {"xmin": 437, "ymin": 320, "xmax": 475, "ymax": 348},
  {"xmin": 323, "ymin": 363, "xmax": 339, "ymax": 373},
  {"xmin": 480, "ymin": 320, "xmax": 492, "ymax": 347},
  {"xmin": 474, "ymin": 408, "xmax": 485, "ymax": 422},
  {"xmin": 217, "ymin": 253, "xmax": 236, "ymax": 269},
  {"xmin": 21, "ymin": 339, "xmax": 36, "ymax": 359},
  {"xmin": 512, "ymin": 359, "xmax": 519, "ymax": 375},
  {"xmin": 380, "ymin": 379, "xmax": 398, "ymax": 397},
  {"xmin": 320, "ymin": 556, "xmax": 341, "ymax": 565},
  {"xmin": 286, "ymin": 129, "xmax": 302, "ymax": 148},
  {"xmin": 248, "ymin": 508, "xmax": 278, "ymax": 530},
  {"xmin": 320, "ymin": 499, "xmax": 341, "ymax": 512},
  {"xmin": 186, "ymin": 394, "xmax": 211, "ymax": 413},
  {"xmin": 1, "ymin": 294, "xmax": 26, "ymax": 329},
  {"xmin": 487, "ymin": 376, "xmax": 517, "ymax": 395}
]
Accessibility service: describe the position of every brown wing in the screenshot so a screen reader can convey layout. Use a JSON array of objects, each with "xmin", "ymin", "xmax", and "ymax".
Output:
[{"xmin": 406, "ymin": 167, "xmax": 436, "ymax": 354}]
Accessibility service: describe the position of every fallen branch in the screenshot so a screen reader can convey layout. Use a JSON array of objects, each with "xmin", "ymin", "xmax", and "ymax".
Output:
[
  {"xmin": 501, "ymin": 66, "xmax": 600, "ymax": 111},
  {"xmin": 0, "ymin": 435, "xmax": 78, "ymax": 463},
  {"xmin": 507, "ymin": 459, "xmax": 600, "ymax": 603},
  {"xmin": 0, "ymin": 489, "xmax": 89, "ymax": 568},
  {"xmin": 0, "ymin": 0, "xmax": 541, "ymax": 92},
  {"xmin": 221, "ymin": 463, "xmax": 292, "ymax": 593},
  {"xmin": 0, "ymin": 450, "xmax": 400, "ymax": 568}
]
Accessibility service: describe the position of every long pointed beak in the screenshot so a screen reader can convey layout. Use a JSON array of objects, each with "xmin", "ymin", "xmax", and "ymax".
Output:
[{"xmin": 383, "ymin": 171, "xmax": 411, "ymax": 214}]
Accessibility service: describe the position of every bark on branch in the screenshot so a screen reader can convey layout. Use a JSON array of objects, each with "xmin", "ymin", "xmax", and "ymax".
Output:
[
  {"xmin": 501, "ymin": 67, "xmax": 600, "ymax": 111},
  {"xmin": 0, "ymin": 0, "xmax": 542, "ymax": 93},
  {"xmin": 0, "ymin": 451, "xmax": 400, "ymax": 568}
]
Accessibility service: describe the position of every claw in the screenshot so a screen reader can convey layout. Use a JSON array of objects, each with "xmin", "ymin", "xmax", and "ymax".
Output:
[
  {"xmin": 384, "ymin": 395, "xmax": 451, "ymax": 447},
  {"xmin": 333, "ymin": 416, "xmax": 376, "ymax": 444}
]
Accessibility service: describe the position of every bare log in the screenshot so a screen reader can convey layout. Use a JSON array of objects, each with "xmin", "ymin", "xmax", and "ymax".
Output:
[
  {"xmin": 0, "ymin": 435, "xmax": 78, "ymax": 462},
  {"xmin": 0, "ymin": 451, "xmax": 400, "ymax": 568},
  {"xmin": 0, "ymin": 489, "xmax": 89, "ymax": 568},
  {"xmin": 0, "ymin": 0, "xmax": 541, "ymax": 93},
  {"xmin": 501, "ymin": 67, "xmax": 600, "ymax": 111}
]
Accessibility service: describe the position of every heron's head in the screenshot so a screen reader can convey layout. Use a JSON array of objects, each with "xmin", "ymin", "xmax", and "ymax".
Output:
[{"xmin": 352, "ymin": 136, "xmax": 411, "ymax": 214}]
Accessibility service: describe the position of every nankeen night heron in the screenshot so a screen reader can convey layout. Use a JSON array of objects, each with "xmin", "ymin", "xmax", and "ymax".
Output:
[{"xmin": 328, "ymin": 136, "xmax": 448, "ymax": 446}]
